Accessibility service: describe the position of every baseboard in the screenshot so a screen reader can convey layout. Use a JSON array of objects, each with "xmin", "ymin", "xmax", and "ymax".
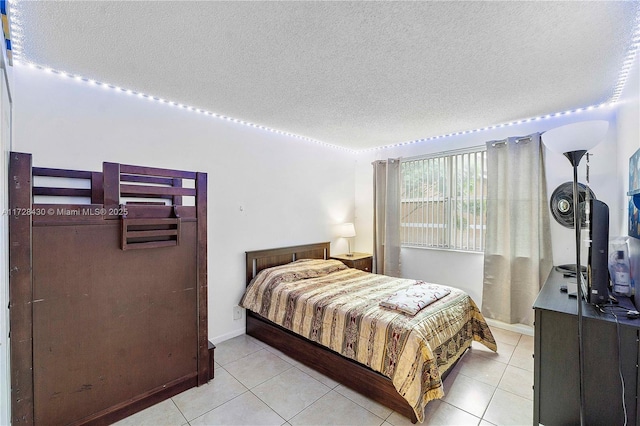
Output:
[
  {"xmin": 485, "ymin": 318, "xmax": 534, "ymax": 336},
  {"xmin": 210, "ymin": 327, "xmax": 246, "ymax": 344},
  {"xmin": 72, "ymin": 373, "xmax": 198, "ymax": 425}
]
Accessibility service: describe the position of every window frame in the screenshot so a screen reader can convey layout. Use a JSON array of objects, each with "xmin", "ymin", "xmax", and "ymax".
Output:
[{"xmin": 400, "ymin": 146, "xmax": 487, "ymax": 252}]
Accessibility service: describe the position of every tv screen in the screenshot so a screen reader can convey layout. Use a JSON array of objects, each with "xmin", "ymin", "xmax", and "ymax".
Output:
[{"xmin": 585, "ymin": 199, "xmax": 610, "ymax": 304}]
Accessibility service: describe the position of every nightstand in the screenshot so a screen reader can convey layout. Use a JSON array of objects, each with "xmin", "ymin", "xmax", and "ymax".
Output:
[{"xmin": 331, "ymin": 253, "xmax": 373, "ymax": 272}]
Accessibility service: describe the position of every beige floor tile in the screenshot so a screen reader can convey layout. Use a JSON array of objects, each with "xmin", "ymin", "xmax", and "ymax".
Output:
[
  {"xmin": 456, "ymin": 351, "xmax": 507, "ymax": 387},
  {"xmin": 517, "ymin": 334, "xmax": 534, "ymax": 352},
  {"xmin": 171, "ymin": 368, "xmax": 247, "ymax": 421},
  {"xmin": 483, "ymin": 388, "xmax": 533, "ymax": 426},
  {"xmin": 294, "ymin": 362, "xmax": 340, "ymax": 388},
  {"xmin": 508, "ymin": 344, "xmax": 534, "ymax": 372},
  {"xmin": 289, "ymin": 390, "xmax": 385, "ymax": 426},
  {"xmin": 472, "ymin": 339, "xmax": 515, "ymax": 365},
  {"xmin": 264, "ymin": 345, "xmax": 305, "ymax": 366},
  {"xmin": 215, "ymin": 334, "xmax": 264, "ymax": 366},
  {"xmin": 118, "ymin": 333, "xmax": 522, "ymax": 425},
  {"xmin": 335, "ymin": 384, "xmax": 394, "ymax": 419},
  {"xmin": 384, "ymin": 412, "xmax": 412, "ymax": 426},
  {"xmin": 423, "ymin": 400, "xmax": 481, "ymax": 425},
  {"xmin": 224, "ymin": 348, "xmax": 294, "ymax": 388},
  {"xmin": 113, "ymin": 399, "xmax": 186, "ymax": 426},
  {"xmin": 262, "ymin": 346, "xmax": 342, "ymax": 389},
  {"xmin": 253, "ymin": 367, "xmax": 332, "ymax": 420},
  {"xmin": 385, "ymin": 410, "xmax": 416, "ymax": 426},
  {"xmin": 489, "ymin": 327, "xmax": 522, "ymax": 346},
  {"xmin": 442, "ymin": 372, "xmax": 496, "ymax": 418},
  {"xmin": 190, "ymin": 391, "xmax": 285, "ymax": 425},
  {"xmin": 498, "ymin": 365, "xmax": 533, "ymax": 400}
]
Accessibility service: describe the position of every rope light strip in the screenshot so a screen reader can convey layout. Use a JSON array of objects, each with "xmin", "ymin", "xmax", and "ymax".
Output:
[
  {"xmin": 610, "ymin": 7, "xmax": 640, "ymax": 103},
  {"xmin": 5, "ymin": 0, "xmax": 639, "ymax": 153},
  {"xmin": 17, "ymin": 61, "xmax": 353, "ymax": 152},
  {"xmin": 362, "ymin": 103, "xmax": 617, "ymax": 152}
]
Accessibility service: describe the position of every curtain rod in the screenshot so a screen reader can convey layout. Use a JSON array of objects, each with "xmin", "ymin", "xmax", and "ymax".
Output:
[
  {"xmin": 375, "ymin": 132, "xmax": 538, "ymax": 163},
  {"xmin": 400, "ymin": 144, "xmax": 486, "ymax": 163},
  {"xmin": 371, "ymin": 158, "xmax": 400, "ymax": 165},
  {"xmin": 490, "ymin": 135, "xmax": 535, "ymax": 147}
]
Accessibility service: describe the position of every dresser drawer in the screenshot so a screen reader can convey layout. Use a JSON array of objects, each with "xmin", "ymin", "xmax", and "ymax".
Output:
[
  {"xmin": 331, "ymin": 254, "xmax": 373, "ymax": 272},
  {"xmin": 352, "ymin": 257, "xmax": 372, "ymax": 272}
]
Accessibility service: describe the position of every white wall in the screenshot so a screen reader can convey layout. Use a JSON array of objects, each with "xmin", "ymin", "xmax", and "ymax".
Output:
[
  {"xmin": 355, "ymin": 107, "xmax": 620, "ymax": 307},
  {"xmin": 615, "ymin": 53, "xmax": 640, "ymax": 236},
  {"xmin": 614, "ymin": 53, "xmax": 640, "ymax": 281},
  {"xmin": 0, "ymin": 64, "xmax": 12, "ymax": 426},
  {"xmin": 12, "ymin": 65, "xmax": 357, "ymax": 343}
]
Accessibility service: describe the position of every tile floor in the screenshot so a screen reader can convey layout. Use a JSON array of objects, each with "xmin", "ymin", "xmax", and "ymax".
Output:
[{"xmin": 114, "ymin": 327, "xmax": 533, "ymax": 425}]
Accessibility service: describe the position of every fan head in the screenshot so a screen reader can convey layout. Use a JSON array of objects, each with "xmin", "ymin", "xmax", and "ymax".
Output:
[{"xmin": 550, "ymin": 182, "xmax": 595, "ymax": 228}]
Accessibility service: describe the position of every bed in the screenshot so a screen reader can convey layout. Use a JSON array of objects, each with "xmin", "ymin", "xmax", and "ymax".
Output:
[
  {"xmin": 242, "ymin": 242, "xmax": 496, "ymax": 423},
  {"xmin": 8, "ymin": 152, "xmax": 209, "ymax": 425}
]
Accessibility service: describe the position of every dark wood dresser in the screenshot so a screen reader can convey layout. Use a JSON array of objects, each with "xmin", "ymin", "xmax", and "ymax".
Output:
[
  {"xmin": 533, "ymin": 269, "xmax": 640, "ymax": 425},
  {"xmin": 330, "ymin": 253, "xmax": 373, "ymax": 272}
]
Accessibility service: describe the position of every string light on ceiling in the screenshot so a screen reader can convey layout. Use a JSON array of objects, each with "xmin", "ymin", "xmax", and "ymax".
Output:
[
  {"xmin": 4, "ymin": 0, "xmax": 639, "ymax": 153},
  {"xmin": 611, "ymin": 8, "xmax": 640, "ymax": 103},
  {"xmin": 361, "ymin": 102, "xmax": 617, "ymax": 152},
  {"xmin": 15, "ymin": 59, "xmax": 353, "ymax": 152}
]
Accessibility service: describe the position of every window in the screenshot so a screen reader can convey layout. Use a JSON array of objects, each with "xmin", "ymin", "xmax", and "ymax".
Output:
[{"xmin": 401, "ymin": 147, "xmax": 487, "ymax": 251}]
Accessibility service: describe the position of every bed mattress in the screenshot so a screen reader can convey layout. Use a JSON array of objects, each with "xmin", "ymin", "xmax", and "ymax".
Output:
[{"xmin": 240, "ymin": 259, "xmax": 496, "ymax": 422}]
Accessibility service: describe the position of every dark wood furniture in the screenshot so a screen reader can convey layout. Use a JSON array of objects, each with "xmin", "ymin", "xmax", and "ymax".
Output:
[
  {"xmin": 9, "ymin": 152, "xmax": 209, "ymax": 425},
  {"xmin": 208, "ymin": 341, "xmax": 216, "ymax": 380},
  {"xmin": 245, "ymin": 242, "xmax": 465, "ymax": 424},
  {"xmin": 330, "ymin": 252, "xmax": 373, "ymax": 272},
  {"xmin": 533, "ymin": 269, "xmax": 640, "ymax": 425}
]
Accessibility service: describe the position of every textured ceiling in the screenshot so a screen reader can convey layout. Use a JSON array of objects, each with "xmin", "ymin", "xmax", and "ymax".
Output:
[{"xmin": 10, "ymin": 1, "xmax": 640, "ymax": 150}]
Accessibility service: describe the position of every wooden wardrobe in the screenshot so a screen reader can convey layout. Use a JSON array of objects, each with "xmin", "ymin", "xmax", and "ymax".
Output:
[{"xmin": 9, "ymin": 152, "xmax": 209, "ymax": 425}]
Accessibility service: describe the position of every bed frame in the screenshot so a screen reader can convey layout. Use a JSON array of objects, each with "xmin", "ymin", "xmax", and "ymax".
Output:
[
  {"xmin": 245, "ymin": 242, "xmax": 421, "ymax": 423},
  {"xmin": 9, "ymin": 152, "xmax": 209, "ymax": 425}
]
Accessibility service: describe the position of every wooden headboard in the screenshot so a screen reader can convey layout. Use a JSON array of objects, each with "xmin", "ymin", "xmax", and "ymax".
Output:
[{"xmin": 245, "ymin": 242, "xmax": 330, "ymax": 285}]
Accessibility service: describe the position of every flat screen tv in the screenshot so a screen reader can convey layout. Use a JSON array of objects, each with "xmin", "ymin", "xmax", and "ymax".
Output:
[{"xmin": 584, "ymin": 199, "xmax": 610, "ymax": 305}]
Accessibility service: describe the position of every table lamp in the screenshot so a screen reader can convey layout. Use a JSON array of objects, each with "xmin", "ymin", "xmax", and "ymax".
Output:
[{"xmin": 339, "ymin": 222, "xmax": 356, "ymax": 256}]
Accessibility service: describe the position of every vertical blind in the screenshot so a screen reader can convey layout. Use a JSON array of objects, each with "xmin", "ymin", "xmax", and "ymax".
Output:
[{"xmin": 401, "ymin": 148, "xmax": 487, "ymax": 251}]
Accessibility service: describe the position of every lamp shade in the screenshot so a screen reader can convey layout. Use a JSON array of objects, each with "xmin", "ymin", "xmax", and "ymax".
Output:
[
  {"xmin": 542, "ymin": 120, "xmax": 609, "ymax": 154},
  {"xmin": 339, "ymin": 223, "xmax": 356, "ymax": 238}
]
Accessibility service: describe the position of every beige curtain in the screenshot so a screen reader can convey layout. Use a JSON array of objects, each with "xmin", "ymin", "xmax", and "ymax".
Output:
[
  {"xmin": 373, "ymin": 159, "xmax": 401, "ymax": 277},
  {"xmin": 482, "ymin": 133, "xmax": 553, "ymax": 326}
]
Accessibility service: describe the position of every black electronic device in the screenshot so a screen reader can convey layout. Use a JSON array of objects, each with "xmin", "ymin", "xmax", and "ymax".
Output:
[
  {"xmin": 550, "ymin": 182, "xmax": 595, "ymax": 229},
  {"xmin": 584, "ymin": 199, "xmax": 610, "ymax": 304},
  {"xmin": 555, "ymin": 264, "xmax": 587, "ymax": 277}
]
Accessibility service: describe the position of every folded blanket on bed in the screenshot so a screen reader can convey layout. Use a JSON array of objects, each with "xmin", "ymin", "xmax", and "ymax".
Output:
[{"xmin": 380, "ymin": 282, "xmax": 452, "ymax": 316}]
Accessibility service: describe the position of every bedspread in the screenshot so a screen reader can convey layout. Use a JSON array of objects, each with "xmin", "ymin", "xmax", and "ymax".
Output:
[{"xmin": 240, "ymin": 259, "xmax": 497, "ymax": 422}]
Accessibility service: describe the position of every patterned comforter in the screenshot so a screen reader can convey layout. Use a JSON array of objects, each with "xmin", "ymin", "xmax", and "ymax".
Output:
[{"xmin": 240, "ymin": 259, "xmax": 497, "ymax": 422}]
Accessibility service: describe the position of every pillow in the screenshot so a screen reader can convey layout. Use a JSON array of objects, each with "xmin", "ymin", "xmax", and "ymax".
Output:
[{"xmin": 250, "ymin": 258, "xmax": 348, "ymax": 287}]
